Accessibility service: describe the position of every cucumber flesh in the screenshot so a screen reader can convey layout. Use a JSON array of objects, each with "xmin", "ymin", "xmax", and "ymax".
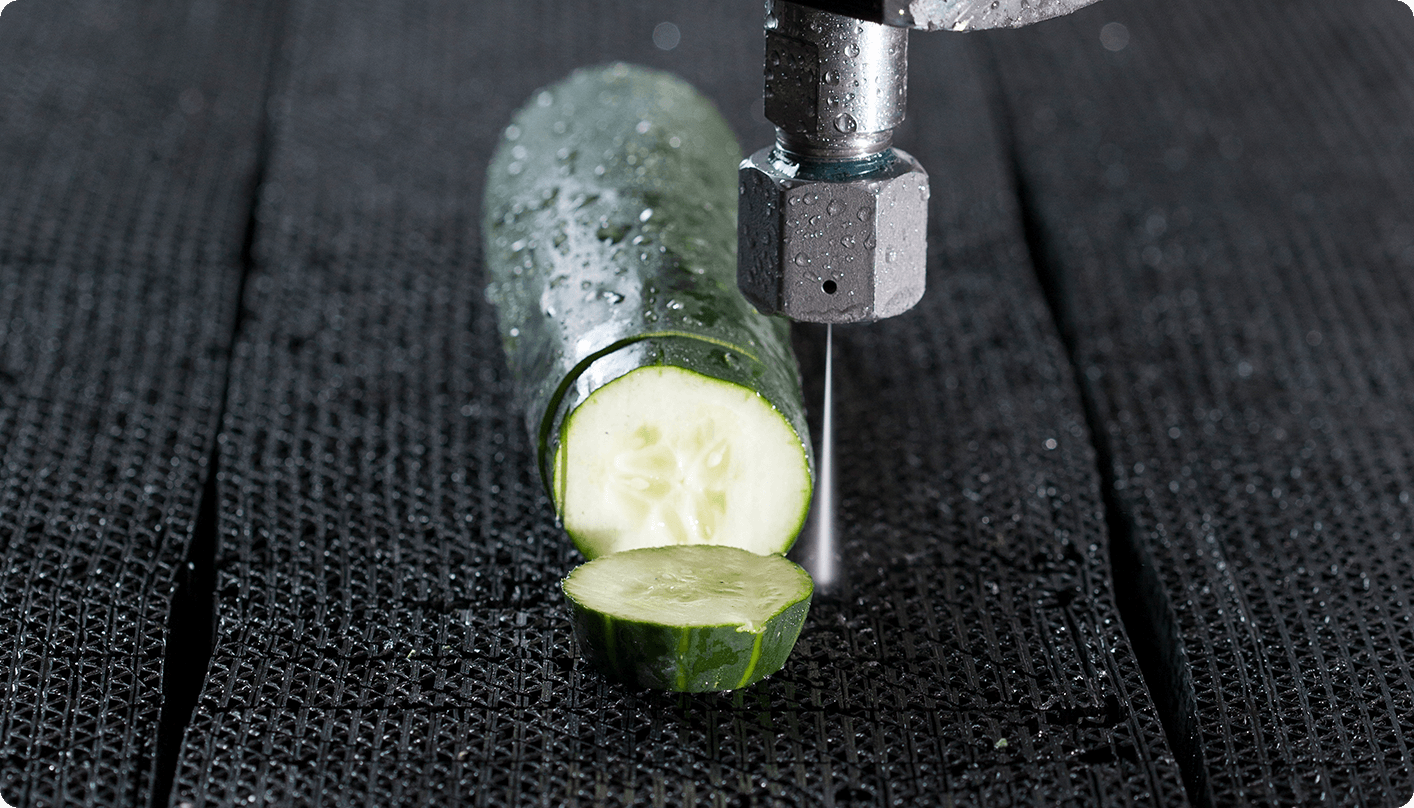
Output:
[
  {"xmin": 555, "ymin": 365, "xmax": 811, "ymax": 559},
  {"xmin": 563, "ymin": 545, "xmax": 813, "ymax": 691}
]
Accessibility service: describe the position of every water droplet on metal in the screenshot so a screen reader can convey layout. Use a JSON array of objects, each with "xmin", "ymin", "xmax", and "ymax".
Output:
[
  {"xmin": 833, "ymin": 113, "xmax": 857, "ymax": 133},
  {"xmin": 639, "ymin": 208, "xmax": 653, "ymax": 222},
  {"xmin": 886, "ymin": 249, "xmax": 898, "ymax": 262},
  {"xmin": 827, "ymin": 199, "xmax": 844, "ymax": 216},
  {"xmin": 504, "ymin": 125, "xmax": 521, "ymax": 141},
  {"xmin": 793, "ymin": 253, "xmax": 810, "ymax": 266}
]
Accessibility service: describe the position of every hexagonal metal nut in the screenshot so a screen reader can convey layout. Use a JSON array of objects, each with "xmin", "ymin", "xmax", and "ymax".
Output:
[{"xmin": 737, "ymin": 147, "xmax": 929, "ymax": 323}]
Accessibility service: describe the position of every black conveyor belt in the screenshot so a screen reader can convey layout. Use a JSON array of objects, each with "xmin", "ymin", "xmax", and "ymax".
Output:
[
  {"xmin": 1, "ymin": 0, "xmax": 1412, "ymax": 805},
  {"xmin": 991, "ymin": 0, "xmax": 1414, "ymax": 803},
  {"xmin": 0, "ymin": 0, "xmax": 279, "ymax": 804}
]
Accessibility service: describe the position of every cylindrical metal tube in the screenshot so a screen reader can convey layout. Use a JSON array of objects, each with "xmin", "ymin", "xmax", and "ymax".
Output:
[{"xmin": 764, "ymin": 0, "xmax": 908, "ymax": 161}]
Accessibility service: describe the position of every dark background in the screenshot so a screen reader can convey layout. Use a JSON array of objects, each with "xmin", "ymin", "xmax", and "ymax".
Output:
[{"xmin": 2, "ymin": 0, "xmax": 1413, "ymax": 805}]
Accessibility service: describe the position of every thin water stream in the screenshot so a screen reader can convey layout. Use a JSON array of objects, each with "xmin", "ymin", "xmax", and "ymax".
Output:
[{"xmin": 809, "ymin": 324, "xmax": 837, "ymax": 588}]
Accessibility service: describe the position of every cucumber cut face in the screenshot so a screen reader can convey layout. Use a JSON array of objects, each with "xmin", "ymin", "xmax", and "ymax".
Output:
[
  {"xmin": 555, "ymin": 365, "xmax": 812, "ymax": 559},
  {"xmin": 563, "ymin": 545, "xmax": 814, "ymax": 691}
]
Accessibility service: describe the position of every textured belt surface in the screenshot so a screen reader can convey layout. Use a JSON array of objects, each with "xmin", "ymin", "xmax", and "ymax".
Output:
[{"xmin": 2, "ymin": 0, "xmax": 1411, "ymax": 805}]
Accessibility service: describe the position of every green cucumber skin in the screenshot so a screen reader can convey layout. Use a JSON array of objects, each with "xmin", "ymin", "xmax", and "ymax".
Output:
[
  {"xmin": 482, "ymin": 63, "xmax": 812, "ymax": 499},
  {"xmin": 569, "ymin": 597, "xmax": 812, "ymax": 692}
]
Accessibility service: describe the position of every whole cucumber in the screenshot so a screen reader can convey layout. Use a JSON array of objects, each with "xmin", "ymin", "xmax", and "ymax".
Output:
[{"xmin": 483, "ymin": 64, "xmax": 813, "ymax": 559}]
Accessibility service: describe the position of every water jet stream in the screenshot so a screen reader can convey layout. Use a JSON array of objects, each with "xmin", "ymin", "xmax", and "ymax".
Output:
[{"xmin": 808, "ymin": 324, "xmax": 837, "ymax": 587}]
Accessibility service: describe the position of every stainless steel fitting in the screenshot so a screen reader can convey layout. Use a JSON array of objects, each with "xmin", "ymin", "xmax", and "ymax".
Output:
[
  {"xmin": 739, "ymin": 0, "xmax": 929, "ymax": 324},
  {"xmin": 775, "ymin": 0, "xmax": 1105, "ymax": 33},
  {"xmin": 738, "ymin": 150, "xmax": 928, "ymax": 323},
  {"xmin": 737, "ymin": 0, "xmax": 1108, "ymax": 324},
  {"xmin": 764, "ymin": 0, "xmax": 908, "ymax": 160}
]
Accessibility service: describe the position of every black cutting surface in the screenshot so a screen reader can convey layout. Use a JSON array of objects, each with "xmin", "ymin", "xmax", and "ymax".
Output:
[
  {"xmin": 990, "ymin": 0, "xmax": 1414, "ymax": 803},
  {"xmin": 160, "ymin": 1, "xmax": 1181, "ymax": 804},
  {"xmin": 0, "ymin": 0, "xmax": 278, "ymax": 805},
  {"xmin": 0, "ymin": 0, "xmax": 1411, "ymax": 805}
]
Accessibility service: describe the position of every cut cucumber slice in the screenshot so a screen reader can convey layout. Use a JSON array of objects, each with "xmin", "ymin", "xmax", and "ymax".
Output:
[
  {"xmin": 554, "ymin": 365, "xmax": 811, "ymax": 558},
  {"xmin": 563, "ymin": 545, "xmax": 813, "ymax": 692},
  {"xmin": 484, "ymin": 67, "xmax": 818, "ymax": 688}
]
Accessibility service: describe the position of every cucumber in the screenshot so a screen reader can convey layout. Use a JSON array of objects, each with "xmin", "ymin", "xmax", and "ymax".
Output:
[
  {"xmin": 563, "ymin": 545, "xmax": 813, "ymax": 691},
  {"xmin": 482, "ymin": 63, "xmax": 813, "ymax": 558}
]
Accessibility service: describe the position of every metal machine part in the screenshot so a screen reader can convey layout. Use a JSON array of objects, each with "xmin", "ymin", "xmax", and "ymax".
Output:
[
  {"xmin": 778, "ymin": 0, "xmax": 1102, "ymax": 32},
  {"xmin": 738, "ymin": 0, "xmax": 1103, "ymax": 323},
  {"xmin": 738, "ymin": 148, "xmax": 928, "ymax": 323},
  {"xmin": 764, "ymin": 1, "xmax": 908, "ymax": 161},
  {"xmin": 739, "ymin": 0, "xmax": 924, "ymax": 323}
]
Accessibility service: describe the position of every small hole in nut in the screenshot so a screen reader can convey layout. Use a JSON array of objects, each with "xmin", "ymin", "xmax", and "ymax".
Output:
[{"xmin": 822, "ymin": 280, "xmax": 837, "ymax": 294}]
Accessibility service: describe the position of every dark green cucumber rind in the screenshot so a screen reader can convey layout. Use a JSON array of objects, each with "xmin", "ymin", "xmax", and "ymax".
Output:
[
  {"xmin": 482, "ymin": 64, "xmax": 811, "ymax": 499},
  {"xmin": 568, "ymin": 593, "xmax": 812, "ymax": 693}
]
